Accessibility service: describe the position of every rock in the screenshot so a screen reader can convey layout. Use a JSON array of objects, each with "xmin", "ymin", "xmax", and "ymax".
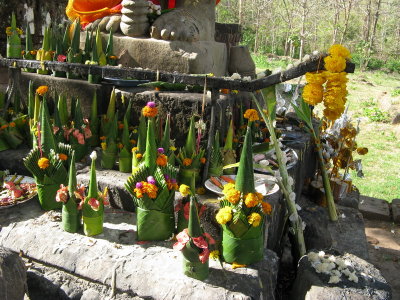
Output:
[
  {"xmin": 391, "ymin": 198, "xmax": 400, "ymax": 224},
  {"xmin": 298, "ymin": 197, "xmax": 333, "ymax": 251},
  {"xmin": 337, "ymin": 190, "xmax": 360, "ymax": 209},
  {"xmin": 291, "ymin": 251, "xmax": 392, "ymax": 300},
  {"xmin": 359, "ymin": 195, "xmax": 391, "ymax": 222},
  {"xmin": 0, "ymin": 247, "xmax": 27, "ymax": 300},
  {"xmin": 81, "ymin": 289, "xmax": 101, "ymax": 300},
  {"xmin": 391, "ymin": 113, "xmax": 400, "ymax": 125},
  {"xmin": 0, "ymin": 148, "xmax": 30, "ymax": 176}
]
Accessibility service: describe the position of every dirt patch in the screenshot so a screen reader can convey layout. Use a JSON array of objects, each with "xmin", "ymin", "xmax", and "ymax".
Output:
[{"xmin": 364, "ymin": 219, "xmax": 400, "ymax": 299}]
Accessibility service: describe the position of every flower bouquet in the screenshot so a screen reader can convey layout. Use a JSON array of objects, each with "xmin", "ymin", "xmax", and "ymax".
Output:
[
  {"xmin": 106, "ymin": 30, "xmax": 118, "ymax": 66},
  {"xmin": 66, "ymin": 19, "xmax": 83, "ymax": 79},
  {"xmin": 131, "ymin": 115, "xmax": 147, "ymax": 172},
  {"xmin": 100, "ymin": 88, "xmax": 118, "ymax": 169},
  {"xmin": 87, "ymin": 27, "xmax": 107, "ymax": 84},
  {"xmin": 23, "ymin": 25, "xmax": 36, "ymax": 72},
  {"xmin": 81, "ymin": 151, "xmax": 109, "ymax": 236},
  {"xmin": 222, "ymin": 118, "xmax": 237, "ymax": 175},
  {"xmin": 216, "ymin": 116, "xmax": 272, "ymax": 265},
  {"xmin": 174, "ymin": 194, "xmax": 215, "ymax": 280},
  {"xmin": 176, "ymin": 116, "xmax": 206, "ymax": 186},
  {"xmin": 23, "ymin": 98, "xmax": 73, "ymax": 210},
  {"xmin": 6, "ymin": 12, "xmax": 22, "ymax": 58},
  {"xmin": 125, "ymin": 102, "xmax": 179, "ymax": 241},
  {"xmin": 36, "ymin": 26, "xmax": 53, "ymax": 75},
  {"xmin": 56, "ymin": 152, "xmax": 82, "ymax": 233}
]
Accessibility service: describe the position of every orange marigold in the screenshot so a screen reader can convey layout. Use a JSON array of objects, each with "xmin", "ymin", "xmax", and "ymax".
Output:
[
  {"xmin": 142, "ymin": 102, "xmax": 158, "ymax": 118},
  {"xmin": 36, "ymin": 85, "xmax": 49, "ymax": 96},
  {"xmin": 38, "ymin": 157, "xmax": 50, "ymax": 169},
  {"xmin": 225, "ymin": 188, "xmax": 241, "ymax": 204},
  {"xmin": 183, "ymin": 158, "xmax": 192, "ymax": 166},
  {"xmin": 200, "ymin": 157, "xmax": 206, "ymax": 164},
  {"xmin": 136, "ymin": 153, "xmax": 143, "ymax": 159},
  {"xmin": 244, "ymin": 192, "xmax": 261, "ymax": 208},
  {"xmin": 9, "ymin": 122, "xmax": 16, "ymax": 127},
  {"xmin": 58, "ymin": 153, "xmax": 68, "ymax": 161},
  {"xmin": 324, "ymin": 55, "xmax": 346, "ymax": 73},
  {"xmin": 261, "ymin": 201, "xmax": 272, "ymax": 214},
  {"xmin": 243, "ymin": 109, "xmax": 259, "ymax": 122},
  {"xmin": 156, "ymin": 154, "xmax": 168, "ymax": 167}
]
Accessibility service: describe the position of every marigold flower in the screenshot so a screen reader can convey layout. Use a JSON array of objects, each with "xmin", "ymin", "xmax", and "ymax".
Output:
[
  {"xmin": 143, "ymin": 182, "xmax": 158, "ymax": 198},
  {"xmin": 244, "ymin": 109, "xmax": 260, "ymax": 122},
  {"xmin": 302, "ymin": 83, "xmax": 324, "ymax": 106},
  {"xmin": 30, "ymin": 50, "xmax": 37, "ymax": 55},
  {"xmin": 132, "ymin": 147, "xmax": 138, "ymax": 152},
  {"xmin": 142, "ymin": 102, "xmax": 158, "ymax": 118},
  {"xmin": 200, "ymin": 157, "xmax": 206, "ymax": 164},
  {"xmin": 248, "ymin": 212, "xmax": 262, "ymax": 227},
  {"xmin": 179, "ymin": 184, "xmax": 191, "ymax": 197},
  {"xmin": 58, "ymin": 153, "xmax": 68, "ymax": 161},
  {"xmin": 328, "ymin": 44, "xmax": 351, "ymax": 59},
  {"xmin": 324, "ymin": 55, "xmax": 346, "ymax": 73},
  {"xmin": 222, "ymin": 183, "xmax": 236, "ymax": 193},
  {"xmin": 100, "ymin": 136, "xmax": 106, "ymax": 141},
  {"xmin": 305, "ymin": 72, "xmax": 327, "ymax": 85},
  {"xmin": 101, "ymin": 142, "xmax": 107, "ymax": 151},
  {"xmin": 209, "ymin": 250, "xmax": 220, "ymax": 260},
  {"xmin": 262, "ymin": 201, "xmax": 272, "ymax": 214},
  {"xmin": 216, "ymin": 206, "xmax": 233, "ymax": 224},
  {"xmin": 224, "ymin": 188, "xmax": 241, "ymax": 204},
  {"xmin": 130, "ymin": 139, "xmax": 137, "ymax": 144},
  {"xmin": 156, "ymin": 154, "xmax": 167, "ymax": 166},
  {"xmin": 38, "ymin": 157, "xmax": 50, "ymax": 169},
  {"xmin": 182, "ymin": 158, "xmax": 192, "ymax": 166},
  {"xmin": 136, "ymin": 153, "xmax": 143, "ymax": 159},
  {"xmin": 5, "ymin": 27, "xmax": 12, "ymax": 36},
  {"xmin": 117, "ymin": 143, "xmax": 124, "ymax": 149},
  {"xmin": 9, "ymin": 122, "xmax": 16, "ymax": 127},
  {"xmin": 244, "ymin": 192, "xmax": 261, "ymax": 208},
  {"xmin": 357, "ymin": 147, "xmax": 368, "ymax": 155},
  {"xmin": 118, "ymin": 123, "xmax": 124, "ymax": 129},
  {"xmin": 36, "ymin": 85, "xmax": 49, "ymax": 96}
]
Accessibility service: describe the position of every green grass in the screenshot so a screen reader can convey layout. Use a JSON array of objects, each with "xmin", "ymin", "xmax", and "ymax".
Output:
[{"xmin": 254, "ymin": 55, "xmax": 400, "ymax": 202}]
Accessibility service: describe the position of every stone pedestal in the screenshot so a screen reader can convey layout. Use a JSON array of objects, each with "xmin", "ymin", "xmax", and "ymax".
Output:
[{"xmin": 89, "ymin": 33, "xmax": 228, "ymax": 76}]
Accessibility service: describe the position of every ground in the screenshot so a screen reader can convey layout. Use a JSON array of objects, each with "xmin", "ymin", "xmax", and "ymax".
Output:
[{"xmin": 365, "ymin": 218, "xmax": 400, "ymax": 299}]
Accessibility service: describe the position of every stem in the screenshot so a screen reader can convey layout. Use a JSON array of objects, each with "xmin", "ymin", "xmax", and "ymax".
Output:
[{"xmin": 252, "ymin": 93, "xmax": 306, "ymax": 257}]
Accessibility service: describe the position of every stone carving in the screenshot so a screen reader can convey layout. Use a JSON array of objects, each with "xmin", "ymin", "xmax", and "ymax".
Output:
[{"xmin": 120, "ymin": 0, "xmax": 150, "ymax": 37}]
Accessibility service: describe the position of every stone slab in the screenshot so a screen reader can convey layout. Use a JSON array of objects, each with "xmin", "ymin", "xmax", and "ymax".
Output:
[
  {"xmin": 391, "ymin": 199, "xmax": 400, "ymax": 224},
  {"xmin": 0, "ymin": 246, "xmax": 27, "ymax": 300},
  {"xmin": 88, "ymin": 33, "xmax": 228, "ymax": 76},
  {"xmin": 0, "ymin": 200, "xmax": 279, "ymax": 300},
  {"xmin": 359, "ymin": 195, "xmax": 391, "ymax": 222},
  {"xmin": 291, "ymin": 252, "xmax": 391, "ymax": 300}
]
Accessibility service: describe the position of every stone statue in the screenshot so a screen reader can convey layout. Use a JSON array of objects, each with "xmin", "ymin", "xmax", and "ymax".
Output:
[{"xmin": 66, "ymin": 0, "xmax": 220, "ymax": 42}]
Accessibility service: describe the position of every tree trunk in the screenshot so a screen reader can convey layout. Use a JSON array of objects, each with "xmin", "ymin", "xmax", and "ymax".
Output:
[
  {"xmin": 340, "ymin": 0, "xmax": 354, "ymax": 44},
  {"xmin": 362, "ymin": 0, "xmax": 382, "ymax": 70},
  {"xmin": 299, "ymin": 0, "xmax": 308, "ymax": 61}
]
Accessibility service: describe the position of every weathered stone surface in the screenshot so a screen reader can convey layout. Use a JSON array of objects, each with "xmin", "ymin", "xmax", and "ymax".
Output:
[
  {"xmin": 0, "ymin": 246, "xmax": 27, "ymax": 300},
  {"xmin": 359, "ymin": 195, "xmax": 391, "ymax": 222},
  {"xmin": 328, "ymin": 205, "xmax": 369, "ymax": 260},
  {"xmin": 391, "ymin": 198, "xmax": 400, "ymax": 224},
  {"xmin": 337, "ymin": 190, "xmax": 360, "ymax": 209},
  {"xmin": 0, "ymin": 147, "xmax": 30, "ymax": 176},
  {"xmin": 392, "ymin": 113, "xmax": 400, "ymax": 125},
  {"xmin": 0, "ymin": 200, "xmax": 279, "ymax": 300},
  {"xmin": 298, "ymin": 197, "xmax": 333, "ymax": 251},
  {"xmin": 291, "ymin": 252, "xmax": 391, "ymax": 300}
]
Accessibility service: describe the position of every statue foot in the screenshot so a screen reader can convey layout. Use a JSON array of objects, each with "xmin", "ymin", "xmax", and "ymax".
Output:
[
  {"xmin": 85, "ymin": 15, "xmax": 122, "ymax": 33},
  {"xmin": 150, "ymin": 8, "xmax": 202, "ymax": 42}
]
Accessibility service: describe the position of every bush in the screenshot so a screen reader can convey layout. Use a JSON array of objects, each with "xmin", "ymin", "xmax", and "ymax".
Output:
[
  {"xmin": 362, "ymin": 107, "xmax": 390, "ymax": 122},
  {"xmin": 384, "ymin": 59, "xmax": 400, "ymax": 73},
  {"xmin": 367, "ymin": 57, "xmax": 385, "ymax": 70}
]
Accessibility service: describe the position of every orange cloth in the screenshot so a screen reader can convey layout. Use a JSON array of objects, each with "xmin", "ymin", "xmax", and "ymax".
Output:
[{"xmin": 66, "ymin": 0, "xmax": 122, "ymax": 25}]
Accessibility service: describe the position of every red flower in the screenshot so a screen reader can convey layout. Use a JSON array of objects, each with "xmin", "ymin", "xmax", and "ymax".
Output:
[
  {"xmin": 192, "ymin": 236, "xmax": 208, "ymax": 249},
  {"xmin": 199, "ymin": 248, "xmax": 210, "ymax": 264},
  {"xmin": 56, "ymin": 184, "xmax": 69, "ymax": 203},
  {"xmin": 57, "ymin": 54, "xmax": 67, "ymax": 62},
  {"xmin": 173, "ymin": 228, "xmax": 190, "ymax": 251},
  {"xmin": 4, "ymin": 181, "xmax": 15, "ymax": 190},
  {"xmin": 53, "ymin": 126, "xmax": 59, "ymax": 134},
  {"xmin": 83, "ymin": 127, "xmax": 92, "ymax": 139},
  {"xmin": 88, "ymin": 197, "xmax": 100, "ymax": 211}
]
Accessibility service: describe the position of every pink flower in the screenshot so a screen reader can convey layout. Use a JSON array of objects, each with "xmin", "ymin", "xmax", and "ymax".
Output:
[
  {"xmin": 199, "ymin": 248, "xmax": 210, "ymax": 264},
  {"xmin": 63, "ymin": 127, "xmax": 73, "ymax": 141},
  {"xmin": 173, "ymin": 228, "xmax": 190, "ymax": 251},
  {"xmin": 53, "ymin": 126, "xmax": 59, "ymax": 134},
  {"xmin": 74, "ymin": 184, "xmax": 86, "ymax": 201},
  {"xmin": 88, "ymin": 197, "xmax": 100, "ymax": 211},
  {"xmin": 192, "ymin": 236, "xmax": 208, "ymax": 249},
  {"xmin": 72, "ymin": 129, "xmax": 80, "ymax": 138},
  {"xmin": 56, "ymin": 184, "xmax": 69, "ymax": 203},
  {"xmin": 83, "ymin": 127, "xmax": 92, "ymax": 139},
  {"xmin": 76, "ymin": 133, "xmax": 85, "ymax": 145},
  {"xmin": 203, "ymin": 232, "xmax": 216, "ymax": 245},
  {"xmin": 57, "ymin": 54, "xmax": 67, "ymax": 62},
  {"xmin": 147, "ymin": 101, "xmax": 156, "ymax": 108}
]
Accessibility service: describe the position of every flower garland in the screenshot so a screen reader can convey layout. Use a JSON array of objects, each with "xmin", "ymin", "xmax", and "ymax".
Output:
[{"xmin": 302, "ymin": 44, "xmax": 351, "ymax": 121}]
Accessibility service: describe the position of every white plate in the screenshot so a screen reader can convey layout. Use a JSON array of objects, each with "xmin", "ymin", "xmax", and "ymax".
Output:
[
  {"xmin": 0, "ymin": 175, "xmax": 37, "ymax": 209},
  {"xmin": 204, "ymin": 175, "xmax": 279, "ymax": 196}
]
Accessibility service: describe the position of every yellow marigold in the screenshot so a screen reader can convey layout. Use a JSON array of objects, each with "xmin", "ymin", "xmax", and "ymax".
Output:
[
  {"xmin": 209, "ymin": 250, "xmax": 220, "ymax": 260},
  {"xmin": 142, "ymin": 106, "xmax": 158, "ymax": 118},
  {"xmin": 302, "ymin": 83, "xmax": 324, "ymax": 106},
  {"xmin": 325, "ymin": 72, "xmax": 348, "ymax": 86},
  {"xmin": 136, "ymin": 153, "xmax": 143, "ymax": 159},
  {"xmin": 262, "ymin": 201, "xmax": 272, "ymax": 215},
  {"xmin": 248, "ymin": 212, "xmax": 262, "ymax": 227},
  {"xmin": 179, "ymin": 184, "xmax": 191, "ymax": 197},
  {"xmin": 222, "ymin": 183, "xmax": 236, "ymax": 194},
  {"xmin": 132, "ymin": 147, "xmax": 138, "ymax": 152},
  {"xmin": 30, "ymin": 50, "xmax": 37, "ymax": 55},
  {"xmin": 216, "ymin": 206, "xmax": 233, "ymax": 225},
  {"xmin": 305, "ymin": 72, "xmax": 327, "ymax": 85},
  {"xmin": 143, "ymin": 182, "xmax": 158, "ymax": 199},
  {"xmin": 225, "ymin": 188, "xmax": 241, "ymax": 204},
  {"xmin": 16, "ymin": 28, "xmax": 23, "ymax": 35},
  {"xmin": 9, "ymin": 122, "xmax": 16, "ymax": 127},
  {"xmin": 183, "ymin": 158, "xmax": 192, "ymax": 166},
  {"xmin": 156, "ymin": 154, "xmax": 167, "ymax": 167},
  {"xmin": 169, "ymin": 146, "xmax": 177, "ymax": 151},
  {"xmin": 244, "ymin": 192, "xmax": 261, "ymax": 208},
  {"xmin": 357, "ymin": 147, "xmax": 368, "ymax": 155},
  {"xmin": 243, "ymin": 109, "xmax": 259, "ymax": 122},
  {"xmin": 5, "ymin": 27, "xmax": 12, "ymax": 36},
  {"xmin": 38, "ymin": 157, "xmax": 50, "ymax": 169},
  {"xmin": 36, "ymin": 85, "xmax": 49, "ymax": 96},
  {"xmin": 101, "ymin": 142, "xmax": 107, "ymax": 150},
  {"xmin": 58, "ymin": 153, "xmax": 68, "ymax": 161},
  {"xmin": 323, "ymin": 107, "xmax": 344, "ymax": 121},
  {"xmin": 196, "ymin": 187, "xmax": 206, "ymax": 195},
  {"xmin": 324, "ymin": 55, "xmax": 346, "ymax": 73},
  {"xmin": 328, "ymin": 44, "xmax": 351, "ymax": 59},
  {"xmin": 200, "ymin": 157, "xmax": 206, "ymax": 164}
]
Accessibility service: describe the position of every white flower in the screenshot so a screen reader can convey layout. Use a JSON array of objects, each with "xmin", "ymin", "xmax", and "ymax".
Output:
[
  {"xmin": 289, "ymin": 213, "xmax": 298, "ymax": 222},
  {"xmin": 289, "ymin": 192, "xmax": 296, "ymax": 202},
  {"xmin": 348, "ymin": 272, "xmax": 358, "ymax": 283},
  {"xmin": 303, "ymin": 54, "xmax": 310, "ymax": 61},
  {"xmin": 318, "ymin": 251, "xmax": 325, "ymax": 258},
  {"xmin": 90, "ymin": 151, "xmax": 97, "ymax": 160},
  {"xmin": 296, "ymin": 204, "xmax": 302, "ymax": 211},
  {"xmin": 328, "ymin": 275, "xmax": 341, "ymax": 284},
  {"xmin": 242, "ymin": 76, "xmax": 252, "ymax": 82},
  {"xmin": 288, "ymin": 176, "xmax": 294, "ymax": 186},
  {"xmin": 230, "ymin": 73, "xmax": 241, "ymax": 80},
  {"xmin": 307, "ymin": 252, "xmax": 319, "ymax": 263},
  {"xmin": 259, "ymin": 160, "xmax": 270, "ymax": 167}
]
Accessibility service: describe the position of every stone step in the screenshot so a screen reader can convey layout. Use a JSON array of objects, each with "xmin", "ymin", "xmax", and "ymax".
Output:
[
  {"xmin": 0, "ymin": 201, "xmax": 279, "ymax": 300},
  {"xmin": 391, "ymin": 199, "xmax": 400, "ymax": 224},
  {"xmin": 359, "ymin": 195, "xmax": 391, "ymax": 222}
]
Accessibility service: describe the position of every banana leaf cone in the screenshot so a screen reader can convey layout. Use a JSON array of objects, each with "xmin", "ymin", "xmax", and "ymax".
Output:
[
  {"xmin": 223, "ymin": 119, "xmax": 236, "ymax": 175},
  {"xmin": 23, "ymin": 25, "xmax": 36, "ymax": 72},
  {"xmin": 181, "ymin": 195, "xmax": 209, "ymax": 280},
  {"xmin": 89, "ymin": 92, "xmax": 99, "ymax": 147},
  {"xmin": 235, "ymin": 125, "xmax": 255, "ymax": 195},
  {"xmin": 178, "ymin": 168, "xmax": 200, "ymax": 187},
  {"xmin": 119, "ymin": 147, "xmax": 132, "ymax": 173},
  {"xmin": 208, "ymin": 130, "xmax": 223, "ymax": 177},
  {"xmin": 27, "ymin": 81, "xmax": 35, "ymax": 121},
  {"xmin": 184, "ymin": 116, "xmax": 196, "ymax": 158},
  {"xmin": 66, "ymin": 19, "xmax": 82, "ymax": 79},
  {"xmin": 36, "ymin": 27, "xmax": 52, "ymax": 75},
  {"xmin": 3, "ymin": 126, "xmax": 24, "ymax": 149},
  {"xmin": 6, "ymin": 13, "xmax": 22, "ymax": 58},
  {"xmin": 136, "ymin": 207, "xmax": 174, "ymax": 241},
  {"xmin": 144, "ymin": 118, "xmax": 157, "ymax": 174},
  {"xmin": 83, "ymin": 30, "xmax": 92, "ymax": 62},
  {"xmin": 40, "ymin": 97, "xmax": 58, "ymax": 156},
  {"xmin": 101, "ymin": 142, "xmax": 117, "ymax": 169},
  {"xmin": 88, "ymin": 35, "xmax": 101, "ymax": 84},
  {"xmin": 53, "ymin": 105, "xmax": 65, "ymax": 144},
  {"xmin": 52, "ymin": 35, "xmax": 66, "ymax": 77},
  {"xmin": 95, "ymin": 27, "xmax": 107, "ymax": 67},
  {"xmin": 83, "ymin": 152, "xmax": 104, "ymax": 236},
  {"xmin": 0, "ymin": 138, "xmax": 10, "ymax": 151},
  {"xmin": 106, "ymin": 30, "xmax": 117, "ymax": 66},
  {"xmin": 37, "ymin": 180, "xmax": 62, "ymax": 210},
  {"xmin": 137, "ymin": 115, "xmax": 147, "ymax": 154},
  {"xmin": 62, "ymin": 152, "xmax": 81, "ymax": 232}
]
